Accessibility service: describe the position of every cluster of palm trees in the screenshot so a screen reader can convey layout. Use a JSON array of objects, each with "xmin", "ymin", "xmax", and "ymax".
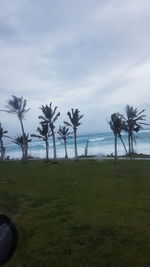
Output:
[
  {"xmin": 108, "ymin": 105, "xmax": 148, "ymax": 160},
  {"xmin": 0, "ymin": 96, "xmax": 148, "ymax": 163},
  {"xmin": 0, "ymin": 95, "xmax": 83, "ymax": 162}
]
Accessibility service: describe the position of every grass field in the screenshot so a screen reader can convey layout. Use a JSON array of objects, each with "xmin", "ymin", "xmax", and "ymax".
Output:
[{"xmin": 0, "ymin": 159, "xmax": 150, "ymax": 267}]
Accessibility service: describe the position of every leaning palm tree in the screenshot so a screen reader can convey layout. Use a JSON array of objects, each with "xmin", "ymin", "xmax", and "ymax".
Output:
[
  {"xmin": 118, "ymin": 132, "xmax": 128, "ymax": 156},
  {"xmin": 108, "ymin": 113, "xmax": 127, "ymax": 160},
  {"xmin": 57, "ymin": 125, "xmax": 72, "ymax": 158},
  {"xmin": 1, "ymin": 95, "xmax": 30, "ymax": 162},
  {"xmin": 31, "ymin": 122, "xmax": 51, "ymax": 161},
  {"xmin": 39, "ymin": 103, "xmax": 60, "ymax": 161},
  {"xmin": 0, "ymin": 123, "xmax": 10, "ymax": 161},
  {"xmin": 64, "ymin": 109, "xmax": 83, "ymax": 159},
  {"xmin": 124, "ymin": 105, "xmax": 147, "ymax": 155},
  {"xmin": 13, "ymin": 133, "xmax": 31, "ymax": 160}
]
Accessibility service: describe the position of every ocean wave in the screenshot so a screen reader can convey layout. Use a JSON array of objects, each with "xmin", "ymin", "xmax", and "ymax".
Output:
[
  {"xmin": 140, "ymin": 129, "xmax": 150, "ymax": 133},
  {"xmin": 3, "ymin": 130, "xmax": 150, "ymax": 159},
  {"xmin": 89, "ymin": 137, "xmax": 106, "ymax": 142}
]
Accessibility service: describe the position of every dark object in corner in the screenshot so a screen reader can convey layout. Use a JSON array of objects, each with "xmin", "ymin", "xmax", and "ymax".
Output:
[{"xmin": 0, "ymin": 213, "xmax": 18, "ymax": 265}]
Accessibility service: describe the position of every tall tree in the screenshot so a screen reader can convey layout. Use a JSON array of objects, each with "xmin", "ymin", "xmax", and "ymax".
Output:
[
  {"xmin": 1, "ymin": 95, "xmax": 30, "ymax": 162},
  {"xmin": 31, "ymin": 122, "xmax": 51, "ymax": 161},
  {"xmin": 124, "ymin": 105, "xmax": 147, "ymax": 155},
  {"xmin": 108, "ymin": 113, "xmax": 127, "ymax": 160},
  {"xmin": 13, "ymin": 134, "xmax": 31, "ymax": 160},
  {"xmin": 0, "ymin": 123, "xmax": 10, "ymax": 161},
  {"xmin": 57, "ymin": 125, "xmax": 72, "ymax": 158},
  {"xmin": 64, "ymin": 109, "xmax": 83, "ymax": 159},
  {"xmin": 39, "ymin": 103, "xmax": 60, "ymax": 161}
]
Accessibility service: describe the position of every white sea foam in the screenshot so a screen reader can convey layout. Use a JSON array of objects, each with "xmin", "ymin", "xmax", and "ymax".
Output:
[
  {"xmin": 140, "ymin": 129, "xmax": 150, "ymax": 133},
  {"xmin": 89, "ymin": 137, "xmax": 106, "ymax": 142}
]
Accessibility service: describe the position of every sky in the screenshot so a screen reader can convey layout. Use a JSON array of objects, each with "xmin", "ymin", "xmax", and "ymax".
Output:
[{"xmin": 0, "ymin": 0, "xmax": 150, "ymax": 136}]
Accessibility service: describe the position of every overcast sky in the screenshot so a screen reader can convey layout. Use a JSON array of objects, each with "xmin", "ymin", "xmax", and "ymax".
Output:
[{"xmin": 0, "ymin": 0, "xmax": 150, "ymax": 136}]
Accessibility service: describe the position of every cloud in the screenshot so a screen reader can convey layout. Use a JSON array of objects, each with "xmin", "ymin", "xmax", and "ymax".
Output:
[{"xmin": 0, "ymin": 0, "xmax": 150, "ymax": 135}]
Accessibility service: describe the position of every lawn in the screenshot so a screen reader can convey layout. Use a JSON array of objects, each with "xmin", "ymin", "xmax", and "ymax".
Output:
[{"xmin": 0, "ymin": 159, "xmax": 150, "ymax": 267}]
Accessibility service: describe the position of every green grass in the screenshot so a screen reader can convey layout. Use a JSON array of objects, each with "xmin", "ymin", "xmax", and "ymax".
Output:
[{"xmin": 0, "ymin": 159, "xmax": 150, "ymax": 267}]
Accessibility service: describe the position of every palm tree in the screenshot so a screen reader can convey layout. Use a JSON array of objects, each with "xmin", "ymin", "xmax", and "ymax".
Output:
[
  {"xmin": 124, "ymin": 105, "xmax": 147, "ymax": 155},
  {"xmin": 39, "ymin": 103, "xmax": 60, "ymax": 161},
  {"xmin": 31, "ymin": 122, "xmax": 51, "ymax": 161},
  {"xmin": 64, "ymin": 109, "xmax": 83, "ymax": 159},
  {"xmin": 1, "ymin": 95, "xmax": 30, "ymax": 161},
  {"xmin": 13, "ymin": 133, "xmax": 31, "ymax": 160},
  {"xmin": 108, "ymin": 113, "xmax": 127, "ymax": 160},
  {"xmin": 0, "ymin": 123, "xmax": 10, "ymax": 161},
  {"xmin": 57, "ymin": 125, "xmax": 72, "ymax": 158}
]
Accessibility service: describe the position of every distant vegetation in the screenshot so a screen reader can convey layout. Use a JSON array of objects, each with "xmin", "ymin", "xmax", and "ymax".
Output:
[
  {"xmin": 0, "ymin": 95, "xmax": 149, "ymax": 162},
  {"xmin": 0, "ymin": 95, "xmax": 84, "ymax": 162},
  {"xmin": 108, "ymin": 105, "xmax": 149, "ymax": 160}
]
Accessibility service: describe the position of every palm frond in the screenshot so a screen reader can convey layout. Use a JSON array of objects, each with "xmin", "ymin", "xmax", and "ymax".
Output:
[
  {"xmin": 64, "ymin": 121, "xmax": 72, "ymax": 127},
  {"xmin": 65, "ymin": 108, "xmax": 83, "ymax": 128},
  {"xmin": 39, "ymin": 103, "xmax": 60, "ymax": 131},
  {"xmin": 31, "ymin": 134, "xmax": 43, "ymax": 139},
  {"xmin": 4, "ymin": 95, "xmax": 30, "ymax": 120},
  {"xmin": 125, "ymin": 105, "xmax": 147, "ymax": 134},
  {"xmin": 108, "ymin": 113, "xmax": 125, "ymax": 136},
  {"xmin": 57, "ymin": 125, "xmax": 72, "ymax": 140},
  {"xmin": 52, "ymin": 112, "xmax": 60, "ymax": 123}
]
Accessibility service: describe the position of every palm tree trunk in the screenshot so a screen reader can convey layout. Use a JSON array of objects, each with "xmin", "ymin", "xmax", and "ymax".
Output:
[
  {"xmin": 0, "ymin": 139, "xmax": 3, "ymax": 161},
  {"xmin": 51, "ymin": 129, "xmax": 57, "ymax": 160},
  {"xmin": 64, "ymin": 138, "xmax": 68, "ymax": 158},
  {"xmin": 2, "ymin": 147, "xmax": 5, "ymax": 161},
  {"xmin": 119, "ymin": 136, "xmax": 127, "ymax": 156},
  {"xmin": 74, "ymin": 128, "xmax": 78, "ymax": 159},
  {"xmin": 131, "ymin": 134, "xmax": 134, "ymax": 154},
  {"xmin": 128, "ymin": 134, "xmax": 131, "ymax": 155},
  {"xmin": 24, "ymin": 142, "xmax": 28, "ymax": 160},
  {"xmin": 0, "ymin": 140, "xmax": 5, "ymax": 161},
  {"xmin": 45, "ymin": 140, "xmax": 49, "ymax": 161},
  {"xmin": 21, "ymin": 145, "xmax": 24, "ymax": 159},
  {"xmin": 19, "ymin": 118, "xmax": 26, "ymax": 162},
  {"xmin": 26, "ymin": 144, "xmax": 28, "ymax": 159},
  {"xmin": 114, "ymin": 135, "xmax": 117, "ymax": 161}
]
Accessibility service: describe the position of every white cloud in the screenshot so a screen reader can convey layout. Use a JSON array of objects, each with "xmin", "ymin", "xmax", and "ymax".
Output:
[{"xmin": 0, "ymin": 0, "xmax": 150, "ymax": 135}]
